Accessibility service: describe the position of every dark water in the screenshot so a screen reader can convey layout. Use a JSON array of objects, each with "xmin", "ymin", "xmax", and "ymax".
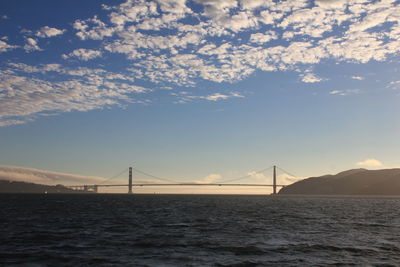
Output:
[{"xmin": 1, "ymin": 194, "xmax": 400, "ymax": 266}]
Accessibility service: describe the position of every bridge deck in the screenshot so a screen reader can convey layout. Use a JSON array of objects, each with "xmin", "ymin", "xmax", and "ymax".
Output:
[{"xmin": 69, "ymin": 183, "xmax": 285, "ymax": 187}]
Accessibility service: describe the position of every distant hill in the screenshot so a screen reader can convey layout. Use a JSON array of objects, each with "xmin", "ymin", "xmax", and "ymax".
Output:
[
  {"xmin": 278, "ymin": 168, "xmax": 400, "ymax": 195},
  {"xmin": 0, "ymin": 180, "xmax": 84, "ymax": 193}
]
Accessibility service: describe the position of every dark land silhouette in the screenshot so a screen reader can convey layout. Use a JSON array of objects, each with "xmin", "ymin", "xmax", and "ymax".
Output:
[
  {"xmin": 0, "ymin": 180, "xmax": 84, "ymax": 193},
  {"xmin": 279, "ymin": 168, "xmax": 400, "ymax": 195}
]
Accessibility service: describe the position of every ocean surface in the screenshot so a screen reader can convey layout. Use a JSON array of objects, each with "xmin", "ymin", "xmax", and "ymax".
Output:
[{"xmin": 1, "ymin": 194, "xmax": 400, "ymax": 266}]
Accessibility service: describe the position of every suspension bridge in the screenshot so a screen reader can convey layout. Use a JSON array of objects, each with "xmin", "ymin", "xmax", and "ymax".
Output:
[{"xmin": 68, "ymin": 165, "xmax": 297, "ymax": 194}]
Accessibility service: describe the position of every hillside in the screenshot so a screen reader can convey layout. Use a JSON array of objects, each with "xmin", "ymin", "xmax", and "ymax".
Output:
[
  {"xmin": 278, "ymin": 168, "xmax": 400, "ymax": 195},
  {"xmin": 0, "ymin": 180, "xmax": 83, "ymax": 193}
]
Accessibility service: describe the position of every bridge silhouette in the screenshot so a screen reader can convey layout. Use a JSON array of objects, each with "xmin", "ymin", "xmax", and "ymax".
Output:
[{"xmin": 68, "ymin": 165, "xmax": 295, "ymax": 194}]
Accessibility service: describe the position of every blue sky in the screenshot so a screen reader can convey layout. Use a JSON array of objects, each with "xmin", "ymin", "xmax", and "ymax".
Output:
[{"xmin": 0, "ymin": 0, "xmax": 400, "ymax": 193}]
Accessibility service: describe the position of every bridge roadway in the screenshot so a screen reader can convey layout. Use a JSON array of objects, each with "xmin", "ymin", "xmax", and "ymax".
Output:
[
  {"xmin": 68, "ymin": 183, "xmax": 286, "ymax": 193},
  {"xmin": 90, "ymin": 183, "xmax": 285, "ymax": 187},
  {"xmin": 69, "ymin": 183, "xmax": 285, "ymax": 188}
]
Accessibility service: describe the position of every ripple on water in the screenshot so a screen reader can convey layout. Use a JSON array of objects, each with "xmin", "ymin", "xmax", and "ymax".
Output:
[{"xmin": 1, "ymin": 194, "xmax": 400, "ymax": 266}]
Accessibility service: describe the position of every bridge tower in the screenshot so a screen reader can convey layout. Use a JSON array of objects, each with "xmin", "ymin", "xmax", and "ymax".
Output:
[
  {"xmin": 273, "ymin": 165, "xmax": 277, "ymax": 194},
  {"xmin": 128, "ymin": 167, "xmax": 133, "ymax": 194}
]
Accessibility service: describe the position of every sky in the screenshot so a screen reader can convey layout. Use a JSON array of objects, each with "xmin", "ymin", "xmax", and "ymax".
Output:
[{"xmin": 1, "ymin": 0, "xmax": 400, "ymax": 193}]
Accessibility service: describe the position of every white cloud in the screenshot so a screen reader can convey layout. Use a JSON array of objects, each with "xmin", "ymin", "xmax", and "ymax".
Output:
[
  {"xmin": 109, "ymin": 1, "xmax": 158, "ymax": 26},
  {"xmin": 0, "ymin": 119, "xmax": 30, "ymax": 127},
  {"xmin": 74, "ymin": 16, "xmax": 119, "ymax": 40},
  {"xmin": 330, "ymin": 90, "xmax": 344, "ymax": 95},
  {"xmin": 279, "ymin": 42, "xmax": 325, "ymax": 66},
  {"xmin": 62, "ymin": 48, "xmax": 102, "ymax": 61},
  {"xmin": 0, "ymin": 165, "xmax": 105, "ymax": 185},
  {"xmin": 347, "ymin": 4, "xmax": 395, "ymax": 33},
  {"xmin": 250, "ymin": 31, "xmax": 278, "ymax": 44},
  {"xmin": 356, "ymin": 158, "xmax": 384, "ymax": 167},
  {"xmin": 62, "ymin": 0, "xmax": 400, "ymax": 88},
  {"xmin": 23, "ymin": 38, "xmax": 41, "ymax": 52},
  {"xmin": 36, "ymin": 26, "xmax": 65, "ymax": 38},
  {"xmin": 247, "ymin": 171, "xmax": 267, "ymax": 179},
  {"xmin": 196, "ymin": 173, "xmax": 221, "ymax": 184},
  {"xmin": 315, "ymin": 0, "xmax": 348, "ymax": 9},
  {"xmin": 0, "ymin": 63, "xmax": 148, "ymax": 126},
  {"xmin": 301, "ymin": 73, "xmax": 324, "ymax": 83},
  {"xmin": 388, "ymin": 80, "xmax": 400, "ymax": 89},
  {"xmin": 351, "ymin": 75, "xmax": 365, "ymax": 80},
  {"xmin": 221, "ymin": 11, "xmax": 259, "ymax": 32},
  {"xmin": 156, "ymin": 0, "xmax": 192, "ymax": 14},
  {"xmin": 185, "ymin": 92, "xmax": 244, "ymax": 102},
  {"xmin": 329, "ymin": 89, "xmax": 361, "ymax": 96},
  {"xmin": 0, "ymin": 40, "xmax": 17, "ymax": 52},
  {"xmin": 1, "ymin": 15, "xmax": 9, "ymax": 20},
  {"xmin": 4, "ymin": 0, "xmax": 400, "ymax": 125},
  {"xmin": 240, "ymin": 0, "xmax": 271, "ymax": 11},
  {"xmin": 279, "ymin": 173, "xmax": 303, "ymax": 185}
]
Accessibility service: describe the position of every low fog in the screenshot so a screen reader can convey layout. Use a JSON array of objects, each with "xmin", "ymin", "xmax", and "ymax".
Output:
[{"xmin": 0, "ymin": 165, "xmax": 105, "ymax": 185}]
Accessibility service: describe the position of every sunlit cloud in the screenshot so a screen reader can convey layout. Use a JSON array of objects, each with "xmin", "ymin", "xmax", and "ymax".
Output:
[
  {"xmin": 387, "ymin": 80, "xmax": 400, "ymax": 89},
  {"xmin": 278, "ymin": 173, "xmax": 303, "ymax": 185},
  {"xmin": 356, "ymin": 158, "xmax": 384, "ymax": 167},
  {"xmin": 177, "ymin": 92, "xmax": 244, "ymax": 103},
  {"xmin": 247, "ymin": 171, "xmax": 267, "ymax": 180},
  {"xmin": 23, "ymin": 38, "xmax": 41, "ymax": 52},
  {"xmin": 0, "ymin": 40, "xmax": 17, "ymax": 52},
  {"xmin": 35, "ymin": 26, "xmax": 66, "ymax": 38},
  {"xmin": 301, "ymin": 73, "xmax": 325, "ymax": 83},
  {"xmin": 62, "ymin": 48, "xmax": 103, "ymax": 61},
  {"xmin": 1, "ymin": 0, "xmax": 400, "ymax": 126},
  {"xmin": 0, "ymin": 63, "xmax": 148, "ymax": 126},
  {"xmin": 329, "ymin": 89, "xmax": 361, "ymax": 96},
  {"xmin": 351, "ymin": 76, "xmax": 365, "ymax": 80},
  {"xmin": 55, "ymin": 0, "xmax": 400, "ymax": 87},
  {"xmin": 196, "ymin": 173, "xmax": 221, "ymax": 184},
  {"xmin": 200, "ymin": 93, "xmax": 244, "ymax": 101}
]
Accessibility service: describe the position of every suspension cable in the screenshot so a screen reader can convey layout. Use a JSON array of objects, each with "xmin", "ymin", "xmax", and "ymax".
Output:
[
  {"xmin": 117, "ymin": 164, "xmax": 278, "ymax": 185},
  {"xmin": 98, "ymin": 168, "xmax": 129, "ymax": 184},
  {"xmin": 134, "ymin": 168, "xmax": 179, "ymax": 183},
  {"xmin": 217, "ymin": 165, "xmax": 274, "ymax": 184},
  {"xmin": 276, "ymin": 166, "xmax": 297, "ymax": 178}
]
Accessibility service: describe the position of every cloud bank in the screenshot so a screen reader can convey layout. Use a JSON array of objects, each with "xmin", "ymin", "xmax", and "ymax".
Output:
[{"xmin": 0, "ymin": 165, "xmax": 105, "ymax": 185}]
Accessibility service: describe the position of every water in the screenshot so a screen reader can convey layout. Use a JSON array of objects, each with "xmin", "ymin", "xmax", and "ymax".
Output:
[{"xmin": 1, "ymin": 194, "xmax": 400, "ymax": 266}]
